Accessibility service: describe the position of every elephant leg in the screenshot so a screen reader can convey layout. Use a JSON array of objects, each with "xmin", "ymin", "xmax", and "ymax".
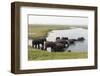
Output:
[
  {"xmin": 32, "ymin": 44, "xmax": 34, "ymax": 48},
  {"xmin": 51, "ymin": 48, "xmax": 55, "ymax": 52},
  {"xmin": 34, "ymin": 44, "xmax": 37, "ymax": 48},
  {"xmin": 41, "ymin": 44, "xmax": 44, "ymax": 50},
  {"xmin": 39, "ymin": 44, "xmax": 42, "ymax": 50},
  {"xmin": 38, "ymin": 44, "xmax": 40, "ymax": 49},
  {"xmin": 44, "ymin": 46, "xmax": 47, "ymax": 50},
  {"xmin": 42, "ymin": 44, "xmax": 45, "ymax": 50},
  {"xmin": 36, "ymin": 44, "xmax": 38, "ymax": 48},
  {"xmin": 43, "ymin": 43, "xmax": 47, "ymax": 50}
]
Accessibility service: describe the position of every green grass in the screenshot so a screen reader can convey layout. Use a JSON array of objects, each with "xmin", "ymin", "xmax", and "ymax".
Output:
[
  {"xmin": 28, "ymin": 25, "xmax": 71, "ymax": 39},
  {"xmin": 28, "ymin": 47, "xmax": 88, "ymax": 61}
]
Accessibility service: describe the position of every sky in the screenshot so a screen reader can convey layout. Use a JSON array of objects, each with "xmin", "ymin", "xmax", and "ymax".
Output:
[{"xmin": 28, "ymin": 15, "xmax": 88, "ymax": 26}]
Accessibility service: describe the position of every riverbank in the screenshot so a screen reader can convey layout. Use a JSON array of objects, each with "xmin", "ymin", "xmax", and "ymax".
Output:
[{"xmin": 28, "ymin": 47, "xmax": 88, "ymax": 60}]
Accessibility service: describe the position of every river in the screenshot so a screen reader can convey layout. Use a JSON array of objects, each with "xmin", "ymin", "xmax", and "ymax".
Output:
[{"xmin": 46, "ymin": 28, "xmax": 88, "ymax": 52}]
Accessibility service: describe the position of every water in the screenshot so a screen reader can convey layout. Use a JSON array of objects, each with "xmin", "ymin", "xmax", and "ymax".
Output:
[{"xmin": 46, "ymin": 28, "xmax": 88, "ymax": 52}]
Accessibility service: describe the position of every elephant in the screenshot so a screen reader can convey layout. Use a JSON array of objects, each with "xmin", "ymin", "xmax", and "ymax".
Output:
[
  {"xmin": 32, "ymin": 37, "xmax": 46, "ymax": 49},
  {"xmin": 44, "ymin": 41, "xmax": 56, "ymax": 51},
  {"xmin": 77, "ymin": 37, "xmax": 85, "ymax": 41},
  {"xmin": 54, "ymin": 43, "xmax": 65, "ymax": 52},
  {"xmin": 44, "ymin": 41, "xmax": 66, "ymax": 52},
  {"xmin": 56, "ymin": 37, "xmax": 60, "ymax": 40},
  {"xmin": 56, "ymin": 37, "xmax": 68, "ymax": 41},
  {"xmin": 68, "ymin": 39, "xmax": 77, "ymax": 44},
  {"xmin": 56, "ymin": 39, "xmax": 69, "ymax": 48},
  {"xmin": 56, "ymin": 37, "xmax": 77, "ymax": 45},
  {"xmin": 61, "ymin": 37, "xmax": 68, "ymax": 40}
]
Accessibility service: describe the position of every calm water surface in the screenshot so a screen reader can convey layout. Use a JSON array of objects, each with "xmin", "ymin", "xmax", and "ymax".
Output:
[{"xmin": 46, "ymin": 28, "xmax": 88, "ymax": 52}]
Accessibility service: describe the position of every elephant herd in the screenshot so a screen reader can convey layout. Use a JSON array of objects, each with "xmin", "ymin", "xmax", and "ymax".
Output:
[{"xmin": 32, "ymin": 36, "xmax": 85, "ymax": 52}]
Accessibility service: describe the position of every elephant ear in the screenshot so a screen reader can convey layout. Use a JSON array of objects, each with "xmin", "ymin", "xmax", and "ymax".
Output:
[{"xmin": 56, "ymin": 43, "xmax": 64, "ymax": 46}]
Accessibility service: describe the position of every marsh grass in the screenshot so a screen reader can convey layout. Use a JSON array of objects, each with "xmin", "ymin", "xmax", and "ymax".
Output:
[{"xmin": 28, "ymin": 25, "xmax": 71, "ymax": 39}]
